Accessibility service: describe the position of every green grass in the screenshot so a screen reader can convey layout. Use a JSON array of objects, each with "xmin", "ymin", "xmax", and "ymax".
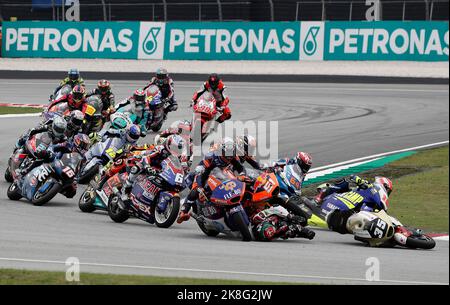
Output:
[
  {"xmin": 0, "ymin": 268, "xmax": 295, "ymax": 285},
  {"xmin": 303, "ymin": 146, "xmax": 449, "ymax": 233},
  {"xmin": 0, "ymin": 106, "xmax": 42, "ymax": 115}
]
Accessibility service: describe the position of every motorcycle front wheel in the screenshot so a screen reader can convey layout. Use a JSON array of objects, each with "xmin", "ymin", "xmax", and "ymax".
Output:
[
  {"xmin": 7, "ymin": 182, "xmax": 22, "ymax": 200},
  {"xmin": 32, "ymin": 180, "xmax": 61, "ymax": 206},
  {"xmin": 404, "ymin": 234, "xmax": 436, "ymax": 250},
  {"xmin": 108, "ymin": 195, "xmax": 129, "ymax": 223},
  {"xmin": 78, "ymin": 186, "xmax": 97, "ymax": 213},
  {"xmin": 155, "ymin": 196, "xmax": 180, "ymax": 228},
  {"xmin": 230, "ymin": 211, "xmax": 253, "ymax": 242},
  {"xmin": 78, "ymin": 163, "xmax": 100, "ymax": 185},
  {"xmin": 4, "ymin": 167, "xmax": 13, "ymax": 183}
]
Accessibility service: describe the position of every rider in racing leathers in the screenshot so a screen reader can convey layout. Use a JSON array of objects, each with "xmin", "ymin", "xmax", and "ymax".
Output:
[
  {"xmin": 235, "ymin": 135, "xmax": 264, "ymax": 170},
  {"xmin": 143, "ymin": 68, "xmax": 178, "ymax": 117},
  {"xmin": 177, "ymin": 138, "xmax": 246, "ymax": 224},
  {"xmin": 115, "ymin": 89, "xmax": 150, "ymax": 134},
  {"xmin": 86, "ymin": 79, "xmax": 116, "ymax": 119},
  {"xmin": 48, "ymin": 85, "xmax": 90, "ymax": 115},
  {"xmin": 52, "ymin": 68, "xmax": 85, "ymax": 99},
  {"xmin": 319, "ymin": 175, "xmax": 394, "ymax": 234},
  {"xmin": 191, "ymin": 73, "xmax": 231, "ymax": 123}
]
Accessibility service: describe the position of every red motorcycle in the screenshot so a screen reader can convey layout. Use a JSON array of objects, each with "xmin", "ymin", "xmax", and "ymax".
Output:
[{"xmin": 191, "ymin": 92, "xmax": 218, "ymax": 143}]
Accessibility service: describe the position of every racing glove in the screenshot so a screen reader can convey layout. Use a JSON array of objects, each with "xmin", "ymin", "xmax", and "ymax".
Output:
[{"xmin": 350, "ymin": 175, "xmax": 369, "ymax": 189}]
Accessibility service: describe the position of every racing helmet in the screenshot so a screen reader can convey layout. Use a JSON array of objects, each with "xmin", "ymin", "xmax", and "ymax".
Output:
[
  {"xmin": 208, "ymin": 73, "xmax": 220, "ymax": 90},
  {"xmin": 73, "ymin": 133, "xmax": 91, "ymax": 155},
  {"xmin": 126, "ymin": 124, "xmax": 141, "ymax": 143},
  {"xmin": 164, "ymin": 134, "xmax": 185, "ymax": 157},
  {"xmin": 374, "ymin": 176, "xmax": 393, "ymax": 196},
  {"xmin": 220, "ymin": 137, "xmax": 236, "ymax": 161},
  {"xmin": 51, "ymin": 116, "xmax": 68, "ymax": 140},
  {"xmin": 133, "ymin": 89, "xmax": 146, "ymax": 103},
  {"xmin": 155, "ymin": 68, "xmax": 169, "ymax": 86},
  {"xmin": 295, "ymin": 152, "xmax": 312, "ymax": 174},
  {"xmin": 70, "ymin": 85, "xmax": 86, "ymax": 108},
  {"xmin": 97, "ymin": 79, "xmax": 111, "ymax": 95},
  {"xmin": 67, "ymin": 110, "xmax": 84, "ymax": 133},
  {"xmin": 68, "ymin": 68, "xmax": 80, "ymax": 81}
]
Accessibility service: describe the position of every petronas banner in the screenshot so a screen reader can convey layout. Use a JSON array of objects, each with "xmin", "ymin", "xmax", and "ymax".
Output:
[{"xmin": 2, "ymin": 21, "xmax": 448, "ymax": 61}]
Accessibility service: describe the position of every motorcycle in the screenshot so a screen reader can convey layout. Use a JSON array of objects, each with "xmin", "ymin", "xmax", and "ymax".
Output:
[
  {"xmin": 7, "ymin": 151, "xmax": 83, "ymax": 206},
  {"xmin": 107, "ymin": 155, "xmax": 185, "ymax": 228},
  {"xmin": 5, "ymin": 132, "xmax": 53, "ymax": 183},
  {"xmin": 78, "ymin": 148, "xmax": 148, "ymax": 213},
  {"xmin": 77, "ymin": 136, "xmax": 127, "ymax": 184},
  {"xmin": 189, "ymin": 167, "xmax": 253, "ymax": 241},
  {"xmin": 346, "ymin": 209, "xmax": 436, "ymax": 249},
  {"xmin": 145, "ymin": 85, "xmax": 166, "ymax": 132},
  {"xmin": 191, "ymin": 92, "xmax": 218, "ymax": 143}
]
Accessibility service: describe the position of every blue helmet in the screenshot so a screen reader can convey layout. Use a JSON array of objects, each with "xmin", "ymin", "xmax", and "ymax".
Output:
[
  {"xmin": 68, "ymin": 68, "xmax": 80, "ymax": 81},
  {"xmin": 126, "ymin": 124, "xmax": 141, "ymax": 143}
]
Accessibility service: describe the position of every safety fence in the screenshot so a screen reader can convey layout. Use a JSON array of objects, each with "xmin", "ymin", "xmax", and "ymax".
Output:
[
  {"xmin": 1, "ymin": 21, "xmax": 448, "ymax": 61},
  {"xmin": 0, "ymin": 1, "xmax": 448, "ymax": 22}
]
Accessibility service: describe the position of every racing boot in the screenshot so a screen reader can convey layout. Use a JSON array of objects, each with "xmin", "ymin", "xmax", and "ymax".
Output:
[
  {"xmin": 177, "ymin": 201, "xmax": 193, "ymax": 224},
  {"xmin": 296, "ymin": 226, "xmax": 316, "ymax": 240}
]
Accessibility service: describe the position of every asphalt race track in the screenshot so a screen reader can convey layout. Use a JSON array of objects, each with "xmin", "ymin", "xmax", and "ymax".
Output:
[{"xmin": 0, "ymin": 79, "xmax": 448, "ymax": 284}]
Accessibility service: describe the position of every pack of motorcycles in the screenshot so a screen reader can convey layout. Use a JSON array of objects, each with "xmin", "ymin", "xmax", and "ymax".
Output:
[{"xmin": 4, "ymin": 82, "xmax": 436, "ymax": 250}]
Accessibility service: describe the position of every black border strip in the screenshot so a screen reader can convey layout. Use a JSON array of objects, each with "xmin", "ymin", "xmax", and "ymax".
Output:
[{"xmin": 0, "ymin": 70, "xmax": 448, "ymax": 84}]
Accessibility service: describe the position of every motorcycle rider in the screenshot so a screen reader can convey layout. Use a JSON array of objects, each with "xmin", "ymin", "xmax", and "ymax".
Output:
[
  {"xmin": 177, "ymin": 138, "xmax": 246, "ymax": 224},
  {"xmin": 251, "ymin": 206, "xmax": 316, "ymax": 241},
  {"xmin": 52, "ymin": 68, "xmax": 85, "ymax": 98},
  {"xmin": 271, "ymin": 151, "xmax": 313, "ymax": 194},
  {"xmin": 143, "ymin": 68, "xmax": 178, "ymax": 117},
  {"xmin": 66, "ymin": 110, "xmax": 85, "ymax": 138},
  {"xmin": 191, "ymin": 73, "xmax": 231, "ymax": 123},
  {"xmin": 15, "ymin": 116, "xmax": 69, "ymax": 178},
  {"xmin": 235, "ymin": 135, "xmax": 264, "ymax": 170},
  {"xmin": 322, "ymin": 175, "xmax": 394, "ymax": 234},
  {"xmin": 48, "ymin": 85, "xmax": 90, "ymax": 115},
  {"xmin": 86, "ymin": 79, "xmax": 115, "ymax": 117},
  {"xmin": 115, "ymin": 89, "xmax": 150, "ymax": 134},
  {"xmin": 120, "ymin": 134, "xmax": 186, "ymax": 221}
]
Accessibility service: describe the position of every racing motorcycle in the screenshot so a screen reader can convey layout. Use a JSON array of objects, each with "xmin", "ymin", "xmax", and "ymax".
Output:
[
  {"xmin": 145, "ymin": 85, "xmax": 166, "ymax": 132},
  {"xmin": 107, "ymin": 155, "xmax": 185, "ymax": 228},
  {"xmin": 301, "ymin": 184, "xmax": 436, "ymax": 249},
  {"xmin": 77, "ymin": 136, "xmax": 127, "ymax": 184},
  {"xmin": 5, "ymin": 132, "xmax": 53, "ymax": 183},
  {"xmin": 7, "ymin": 150, "xmax": 84, "ymax": 206},
  {"xmin": 191, "ymin": 92, "xmax": 218, "ymax": 143},
  {"xmin": 189, "ymin": 167, "xmax": 253, "ymax": 241}
]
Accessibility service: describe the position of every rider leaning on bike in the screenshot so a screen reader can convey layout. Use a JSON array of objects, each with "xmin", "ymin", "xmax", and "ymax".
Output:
[{"xmin": 143, "ymin": 68, "xmax": 178, "ymax": 116}]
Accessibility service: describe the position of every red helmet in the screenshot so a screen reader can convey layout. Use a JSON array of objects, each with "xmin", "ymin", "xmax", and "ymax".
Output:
[
  {"xmin": 97, "ymin": 79, "xmax": 111, "ymax": 95},
  {"xmin": 69, "ymin": 85, "xmax": 86, "ymax": 108},
  {"xmin": 374, "ymin": 176, "xmax": 393, "ymax": 196},
  {"xmin": 295, "ymin": 152, "xmax": 312, "ymax": 173},
  {"xmin": 208, "ymin": 73, "xmax": 220, "ymax": 90}
]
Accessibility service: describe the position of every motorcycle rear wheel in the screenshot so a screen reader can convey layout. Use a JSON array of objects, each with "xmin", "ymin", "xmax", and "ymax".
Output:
[
  {"xmin": 230, "ymin": 212, "xmax": 253, "ymax": 242},
  {"xmin": 4, "ymin": 167, "xmax": 13, "ymax": 183},
  {"xmin": 155, "ymin": 196, "xmax": 180, "ymax": 228},
  {"xmin": 108, "ymin": 196, "xmax": 129, "ymax": 223},
  {"xmin": 78, "ymin": 187, "xmax": 97, "ymax": 213},
  {"xmin": 32, "ymin": 182, "xmax": 61, "ymax": 206},
  {"xmin": 7, "ymin": 183, "xmax": 22, "ymax": 200}
]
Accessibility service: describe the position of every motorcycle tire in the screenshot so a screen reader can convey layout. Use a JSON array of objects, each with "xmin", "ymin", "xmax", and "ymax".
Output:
[
  {"xmin": 151, "ymin": 120, "xmax": 164, "ymax": 132},
  {"xmin": 32, "ymin": 182, "xmax": 61, "ymax": 206},
  {"xmin": 78, "ymin": 187, "xmax": 97, "ymax": 213},
  {"xmin": 78, "ymin": 163, "xmax": 100, "ymax": 185},
  {"xmin": 404, "ymin": 234, "xmax": 436, "ymax": 250},
  {"xmin": 155, "ymin": 196, "xmax": 180, "ymax": 228},
  {"xmin": 230, "ymin": 212, "xmax": 253, "ymax": 242},
  {"xmin": 197, "ymin": 221, "xmax": 220, "ymax": 237},
  {"xmin": 7, "ymin": 183, "xmax": 22, "ymax": 201},
  {"xmin": 4, "ymin": 167, "xmax": 13, "ymax": 183},
  {"xmin": 283, "ymin": 200, "xmax": 309, "ymax": 227},
  {"xmin": 108, "ymin": 195, "xmax": 129, "ymax": 223}
]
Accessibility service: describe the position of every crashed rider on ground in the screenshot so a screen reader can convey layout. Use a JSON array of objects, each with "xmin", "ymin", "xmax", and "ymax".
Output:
[
  {"xmin": 317, "ymin": 175, "xmax": 394, "ymax": 234},
  {"xmin": 15, "ymin": 117, "xmax": 69, "ymax": 178},
  {"xmin": 86, "ymin": 79, "xmax": 116, "ymax": 118},
  {"xmin": 51, "ymin": 68, "xmax": 85, "ymax": 99},
  {"xmin": 191, "ymin": 73, "xmax": 231, "ymax": 123},
  {"xmin": 177, "ymin": 138, "xmax": 246, "ymax": 224},
  {"xmin": 120, "ymin": 135, "xmax": 186, "ymax": 221},
  {"xmin": 143, "ymin": 68, "xmax": 178, "ymax": 116}
]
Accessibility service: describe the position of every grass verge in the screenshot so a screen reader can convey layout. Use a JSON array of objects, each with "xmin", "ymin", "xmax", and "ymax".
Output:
[
  {"xmin": 303, "ymin": 145, "xmax": 449, "ymax": 233},
  {"xmin": 0, "ymin": 106, "xmax": 42, "ymax": 115},
  {"xmin": 0, "ymin": 268, "xmax": 295, "ymax": 285}
]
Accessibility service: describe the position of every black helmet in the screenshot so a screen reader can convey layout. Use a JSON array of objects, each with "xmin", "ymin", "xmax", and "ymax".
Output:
[
  {"xmin": 208, "ymin": 73, "xmax": 220, "ymax": 90},
  {"xmin": 155, "ymin": 68, "xmax": 169, "ymax": 86},
  {"xmin": 68, "ymin": 68, "xmax": 80, "ymax": 81}
]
